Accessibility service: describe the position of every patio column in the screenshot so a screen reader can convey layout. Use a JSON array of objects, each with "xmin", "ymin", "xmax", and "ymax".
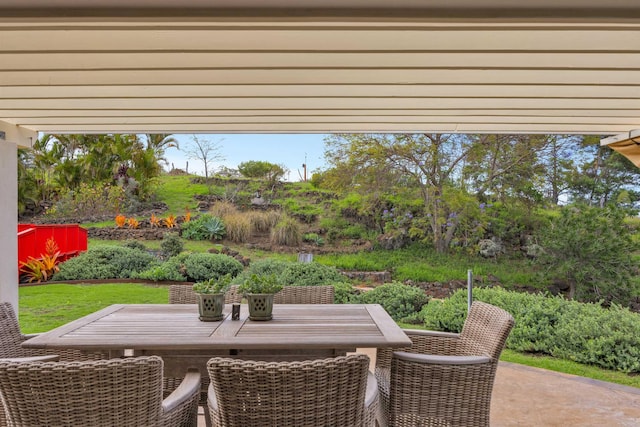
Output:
[
  {"xmin": 0, "ymin": 122, "xmax": 35, "ymax": 311},
  {"xmin": 0, "ymin": 141, "xmax": 18, "ymax": 309}
]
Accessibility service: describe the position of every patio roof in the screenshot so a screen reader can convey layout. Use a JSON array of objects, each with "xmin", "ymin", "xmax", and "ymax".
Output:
[{"xmin": 1, "ymin": 0, "xmax": 640, "ymax": 142}]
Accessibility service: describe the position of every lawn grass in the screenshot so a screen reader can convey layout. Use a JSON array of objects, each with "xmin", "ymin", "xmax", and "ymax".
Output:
[
  {"xmin": 500, "ymin": 349, "xmax": 640, "ymax": 389},
  {"xmin": 19, "ymin": 283, "xmax": 168, "ymax": 333}
]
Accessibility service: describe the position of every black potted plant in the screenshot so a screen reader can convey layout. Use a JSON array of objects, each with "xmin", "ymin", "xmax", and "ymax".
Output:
[
  {"xmin": 238, "ymin": 273, "xmax": 283, "ymax": 321},
  {"xmin": 192, "ymin": 274, "xmax": 232, "ymax": 321}
]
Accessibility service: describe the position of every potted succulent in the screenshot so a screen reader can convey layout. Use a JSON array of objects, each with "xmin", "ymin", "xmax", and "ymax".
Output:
[
  {"xmin": 192, "ymin": 275, "xmax": 232, "ymax": 321},
  {"xmin": 239, "ymin": 273, "xmax": 283, "ymax": 321}
]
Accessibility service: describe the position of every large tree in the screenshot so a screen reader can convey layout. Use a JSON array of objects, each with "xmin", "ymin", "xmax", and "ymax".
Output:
[
  {"xmin": 536, "ymin": 204, "xmax": 639, "ymax": 304},
  {"xmin": 566, "ymin": 136, "xmax": 640, "ymax": 210},
  {"xmin": 324, "ymin": 133, "xmax": 479, "ymax": 252},
  {"xmin": 323, "ymin": 133, "xmax": 563, "ymax": 252}
]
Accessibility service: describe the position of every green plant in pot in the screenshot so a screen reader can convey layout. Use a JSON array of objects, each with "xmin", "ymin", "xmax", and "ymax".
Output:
[
  {"xmin": 192, "ymin": 275, "xmax": 232, "ymax": 321},
  {"xmin": 239, "ymin": 273, "xmax": 283, "ymax": 321}
]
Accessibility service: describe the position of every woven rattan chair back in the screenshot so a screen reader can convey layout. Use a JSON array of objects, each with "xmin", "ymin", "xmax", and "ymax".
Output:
[
  {"xmin": 0, "ymin": 302, "xmax": 27, "ymax": 358},
  {"xmin": 273, "ymin": 285, "xmax": 334, "ymax": 304},
  {"xmin": 0, "ymin": 356, "xmax": 198, "ymax": 427},
  {"xmin": 170, "ymin": 285, "xmax": 334, "ymax": 305},
  {"xmin": 378, "ymin": 301, "xmax": 514, "ymax": 427},
  {"xmin": 169, "ymin": 284, "xmax": 242, "ymax": 304},
  {"xmin": 0, "ymin": 302, "xmax": 104, "ymax": 362},
  {"xmin": 207, "ymin": 354, "xmax": 370, "ymax": 427},
  {"xmin": 0, "ymin": 302, "xmax": 110, "ymax": 427},
  {"xmin": 459, "ymin": 301, "xmax": 515, "ymax": 359}
]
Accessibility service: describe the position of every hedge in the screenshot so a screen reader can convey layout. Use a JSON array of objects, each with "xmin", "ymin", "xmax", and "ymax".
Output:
[{"xmin": 421, "ymin": 287, "xmax": 640, "ymax": 373}]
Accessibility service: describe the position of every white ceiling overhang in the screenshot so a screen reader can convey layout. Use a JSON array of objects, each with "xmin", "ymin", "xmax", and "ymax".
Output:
[{"xmin": 1, "ymin": 0, "xmax": 640, "ymax": 139}]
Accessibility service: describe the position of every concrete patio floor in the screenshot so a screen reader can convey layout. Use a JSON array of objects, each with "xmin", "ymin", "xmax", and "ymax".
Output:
[
  {"xmin": 491, "ymin": 362, "xmax": 640, "ymax": 426},
  {"xmin": 197, "ymin": 353, "xmax": 640, "ymax": 426}
]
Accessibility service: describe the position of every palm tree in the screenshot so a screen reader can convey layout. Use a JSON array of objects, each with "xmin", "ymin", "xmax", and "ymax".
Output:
[{"xmin": 144, "ymin": 134, "xmax": 179, "ymax": 169}]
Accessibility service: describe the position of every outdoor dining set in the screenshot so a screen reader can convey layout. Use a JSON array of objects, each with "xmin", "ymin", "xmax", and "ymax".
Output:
[{"xmin": 0, "ymin": 285, "xmax": 514, "ymax": 427}]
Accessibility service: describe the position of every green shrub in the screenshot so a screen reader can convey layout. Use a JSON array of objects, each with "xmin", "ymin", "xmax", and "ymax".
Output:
[
  {"xmin": 247, "ymin": 259, "xmax": 290, "ymax": 277},
  {"xmin": 122, "ymin": 240, "xmax": 147, "ymax": 252},
  {"xmin": 181, "ymin": 214, "xmax": 226, "ymax": 240},
  {"xmin": 160, "ymin": 233, "xmax": 184, "ymax": 259},
  {"xmin": 232, "ymin": 259, "xmax": 291, "ymax": 285},
  {"xmin": 270, "ymin": 215, "xmax": 302, "ymax": 246},
  {"xmin": 421, "ymin": 287, "xmax": 640, "ymax": 373},
  {"xmin": 357, "ymin": 282, "xmax": 430, "ymax": 321},
  {"xmin": 551, "ymin": 303, "xmax": 640, "ymax": 372},
  {"xmin": 55, "ymin": 246, "xmax": 157, "ymax": 280},
  {"xmin": 341, "ymin": 224, "xmax": 368, "ymax": 239},
  {"xmin": 238, "ymin": 160, "xmax": 285, "ymax": 182},
  {"xmin": 331, "ymin": 281, "xmax": 360, "ymax": 304},
  {"xmin": 133, "ymin": 263, "xmax": 187, "ymax": 282},
  {"xmin": 280, "ymin": 262, "xmax": 347, "ymax": 287},
  {"xmin": 51, "ymin": 183, "xmax": 128, "ymax": 217},
  {"xmin": 182, "ymin": 253, "xmax": 243, "ymax": 281}
]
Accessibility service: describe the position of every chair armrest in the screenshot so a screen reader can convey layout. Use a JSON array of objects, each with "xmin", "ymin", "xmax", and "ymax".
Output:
[
  {"xmin": 21, "ymin": 333, "xmax": 41, "ymax": 340},
  {"xmin": 0, "ymin": 355, "xmax": 59, "ymax": 363},
  {"xmin": 162, "ymin": 368, "xmax": 201, "ymax": 413},
  {"xmin": 404, "ymin": 329, "xmax": 460, "ymax": 339},
  {"xmin": 393, "ymin": 351, "xmax": 491, "ymax": 365}
]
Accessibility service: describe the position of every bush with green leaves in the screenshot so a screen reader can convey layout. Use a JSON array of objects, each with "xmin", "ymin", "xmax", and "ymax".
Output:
[
  {"xmin": 233, "ymin": 259, "xmax": 290, "ymax": 284},
  {"xmin": 331, "ymin": 281, "xmax": 360, "ymax": 304},
  {"xmin": 280, "ymin": 262, "xmax": 347, "ymax": 287},
  {"xmin": 55, "ymin": 246, "xmax": 157, "ymax": 280},
  {"xmin": 181, "ymin": 214, "xmax": 226, "ymax": 240},
  {"xmin": 160, "ymin": 233, "xmax": 184, "ymax": 259},
  {"xmin": 122, "ymin": 240, "xmax": 147, "ymax": 252},
  {"xmin": 182, "ymin": 253, "xmax": 243, "ymax": 282},
  {"xmin": 237, "ymin": 160, "xmax": 285, "ymax": 182},
  {"xmin": 421, "ymin": 287, "xmax": 640, "ymax": 373},
  {"xmin": 357, "ymin": 282, "xmax": 430, "ymax": 321},
  {"xmin": 133, "ymin": 262, "xmax": 187, "ymax": 282}
]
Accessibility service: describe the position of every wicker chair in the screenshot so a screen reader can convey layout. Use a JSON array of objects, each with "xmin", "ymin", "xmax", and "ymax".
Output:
[
  {"xmin": 0, "ymin": 356, "xmax": 200, "ymax": 427},
  {"xmin": 169, "ymin": 284, "xmax": 334, "ymax": 305},
  {"xmin": 273, "ymin": 285, "xmax": 334, "ymax": 304},
  {"xmin": 0, "ymin": 302, "xmax": 109, "ymax": 427},
  {"xmin": 206, "ymin": 354, "xmax": 380, "ymax": 427},
  {"xmin": 167, "ymin": 284, "xmax": 335, "ymax": 426},
  {"xmin": 169, "ymin": 284, "xmax": 243, "ymax": 304},
  {"xmin": 0, "ymin": 302, "xmax": 104, "ymax": 362},
  {"xmin": 376, "ymin": 301, "xmax": 515, "ymax": 427}
]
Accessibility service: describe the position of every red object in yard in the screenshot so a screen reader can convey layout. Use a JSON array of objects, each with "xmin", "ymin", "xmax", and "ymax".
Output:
[{"xmin": 17, "ymin": 224, "xmax": 88, "ymax": 268}]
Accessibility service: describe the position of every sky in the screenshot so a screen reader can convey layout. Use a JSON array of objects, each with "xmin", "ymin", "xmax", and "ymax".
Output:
[{"xmin": 164, "ymin": 134, "xmax": 329, "ymax": 181}]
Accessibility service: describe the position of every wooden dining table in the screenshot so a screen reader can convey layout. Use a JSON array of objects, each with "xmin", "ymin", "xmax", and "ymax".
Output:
[{"xmin": 22, "ymin": 303, "xmax": 412, "ymax": 378}]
